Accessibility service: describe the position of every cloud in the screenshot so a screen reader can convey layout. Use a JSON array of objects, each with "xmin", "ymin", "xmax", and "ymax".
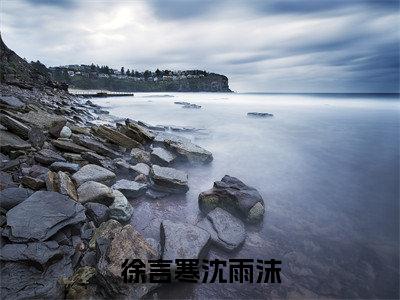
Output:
[{"xmin": 1, "ymin": 0, "xmax": 398, "ymax": 92}]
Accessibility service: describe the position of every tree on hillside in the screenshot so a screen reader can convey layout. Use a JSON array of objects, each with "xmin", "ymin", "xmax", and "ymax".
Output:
[
  {"xmin": 120, "ymin": 67, "xmax": 124, "ymax": 75},
  {"xmin": 155, "ymin": 68, "xmax": 162, "ymax": 77},
  {"xmin": 126, "ymin": 69, "xmax": 131, "ymax": 76}
]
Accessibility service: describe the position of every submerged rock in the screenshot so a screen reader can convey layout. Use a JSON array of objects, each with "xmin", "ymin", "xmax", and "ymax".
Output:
[
  {"xmin": 108, "ymin": 190, "xmax": 134, "ymax": 222},
  {"xmin": 150, "ymin": 165, "xmax": 188, "ymax": 193},
  {"xmin": 112, "ymin": 179, "xmax": 147, "ymax": 199},
  {"xmin": 72, "ymin": 164, "xmax": 116, "ymax": 186},
  {"xmin": 198, "ymin": 175, "xmax": 265, "ymax": 223},
  {"xmin": 247, "ymin": 112, "xmax": 273, "ymax": 117}
]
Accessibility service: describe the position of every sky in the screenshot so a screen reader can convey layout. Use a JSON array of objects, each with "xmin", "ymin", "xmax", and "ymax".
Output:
[{"xmin": 0, "ymin": 0, "xmax": 399, "ymax": 93}]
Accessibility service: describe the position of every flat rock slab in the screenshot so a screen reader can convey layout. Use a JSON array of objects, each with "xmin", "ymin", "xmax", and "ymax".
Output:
[
  {"xmin": 198, "ymin": 175, "xmax": 265, "ymax": 223},
  {"xmin": 131, "ymin": 162, "xmax": 150, "ymax": 176},
  {"xmin": 0, "ymin": 130, "xmax": 31, "ymax": 153},
  {"xmin": 85, "ymin": 202, "xmax": 109, "ymax": 226},
  {"xmin": 52, "ymin": 139, "xmax": 90, "ymax": 154},
  {"xmin": 111, "ymin": 179, "xmax": 147, "ymax": 199},
  {"xmin": 197, "ymin": 207, "xmax": 245, "ymax": 251},
  {"xmin": 151, "ymin": 147, "xmax": 176, "ymax": 166},
  {"xmin": 130, "ymin": 148, "xmax": 151, "ymax": 164},
  {"xmin": 160, "ymin": 220, "xmax": 210, "ymax": 261},
  {"xmin": 0, "ymin": 187, "xmax": 34, "ymax": 210},
  {"xmin": 150, "ymin": 165, "xmax": 188, "ymax": 194},
  {"xmin": 0, "ymin": 95, "xmax": 24, "ymax": 108},
  {"xmin": 0, "ymin": 114, "xmax": 31, "ymax": 139},
  {"xmin": 50, "ymin": 161, "xmax": 80, "ymax": 173},
  {"xmin": 77, "ymin": 181, "xmax": 114, "ymax": 205},
  {"xmin": 72, "ymin": 164, "xmax": 116, "ymax": 186},
  {"xmin": 164, "ymin": 139, "xmax": 213, "ymax": 165},
  {"xmin": 5, "ymin": 191, "xmax": 86, "ymax": 242},
  {"xmin": 108, "ymin": 190, "xmax": 134, "ymax": 222},
  {"xmin": 73, "ymin": 135, "xmax": 120, "ymax": 159},
  {"xmin": 34, "ymin": 148, "xmax": 66, "ymax": 165},
  {"xmin": 92, "ymin": 125, "xmax": 142, "ymax": 149}
]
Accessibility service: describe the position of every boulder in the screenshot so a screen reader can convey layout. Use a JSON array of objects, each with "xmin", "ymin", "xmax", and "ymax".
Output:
[
  {"xmin": 164, "ymin": 138, "xmax": 213, "ymax": 165},
  {"xmin": 96, "ymin": 224, "xmax": 158, "ymax": 297},
  {"xmin": 48, "ymin": 119, "xmax": 67, "ymax": 137},
  {"xmin": 72, "ymin": 164, "xmax": 116, "ymax": 186},
  {"xmin": 46, "ymin": 171, "xmax": 78, "ymax": 201},
  {"xmin": 52, "ymin": 139, "xmax": 90, "ymax": 153},
  {"xmin": 198, "ymin": 175, "xmax": 265, "ymax": 223},
  {"xmin": 59, "ymin": 126, "xmax": 72, "ymax": 138},
  {"xmin": 151, "ymin": 147, "xmax": 176, "ymax": 166},
  {"xmin": 81, "ymin": 151, "xmax": 106, "ymax": 165},
  {"xmin": 0, "ymin": 187, "xmax": 34, "ymax": 210},
  {"xmin": 131, "ymin": 163, "xmax": 150, "ymax": 176},
  {"xmin": 150, "ymin": 165, "xmax": 188, "ymax": 193},
  {"xmin": 50, "ymin": 161, "xmax": 80, "ymax": 173},
  {"xmin": 119, "ymin": 121, "xmax": 155, "ymax": 144},
  {"xmin": 72, "ymin": 135, "xmax": 120, "ymax": 159},
  {"xmin": 34, "ymin": 148, "xmax": 66, "ymax": 165},
  {"xmin": 108, "ymin": 190, "xmax": 134, "ymax": 222},
  {"xmin": 0, "ymin": 130, "xmax": 31, "ymax": 153},
  {"xmin": 5, "ymin": 191, "xmax": 86, "ymax": 242},
  {"xmin": 0, "ymin": 114, "xmax": 31, "ymax": 139},
  {"xmin": 197, "ymin": 208, "xmax": 245, "ymax": 251},
  {"xmin": 85, "ymin": 202, "xmax": 109, "ymax": 226},
  {"xmin": 77, "ymin": 181, "xmax": 114, "ymax": 205},
  {"xmin": 111, "ymin": 179, "xmax": 147, "ymax": 199},
  {"xmin": 130, "ymin": 148, "xmax": 151, "ymax": 164},
  {"xmin": 92, "ymin": 125, "xmax": 142, "ymax": 149},
  {"xmin": 160, "ymin": 220, "xmax": 210, "ymax": 261}
]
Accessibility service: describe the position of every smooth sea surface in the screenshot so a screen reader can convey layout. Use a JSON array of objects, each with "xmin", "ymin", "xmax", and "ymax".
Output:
[{"xmin": 93, "ymin": 93, "xmax": 399, "ymax": 299}]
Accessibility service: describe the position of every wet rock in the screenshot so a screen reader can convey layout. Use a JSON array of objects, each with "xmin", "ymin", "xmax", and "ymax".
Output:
[
  {"xmin": 130, "ymin": 147, "xmax": 151, "ymax": 164},
  {"xmin": 153, "ymin": 132, "xmax": 190, "ymax": 145},
  {"xmin": 146, "ymin": 189, "xmax": 170, "ymax": 199},
  {"xmin": 34, "ymin": 148, "xmax": 66, "ymax": 165},
  {"xmin": 135, "ymin": 174, "xmax": 147, "ymax": 183},
  {"xmin": 81, "ymin": 151, "xmax": 106, "ymax": 165},
  {"xmin": 174, "ymin": 101, "xmax": 190, "ymax": 105},
  {"xmin": 0, "ymin": 130, "xmax": 31, "ymax": 153},
  {"xmin": 59, "ymin": 126, "xmax": 72, "ymax": 138},
  {"xmin": 50, "ymin": 161, "xmax": 80, "ymax": 173},
  {"xmin": 164, "ymin": 138, "xmax": 213, "ymax": 165},
  {"xmin": 120, "ymin": 120, "xmax": 155, "ymax": 144},
  {"xmin": 131, "ymin": 162, "xmax": 150, "ymax": 176},
  {"xmin": 46, "ymin": 171, "xmax": 78, "ymax": 201},
  {"xmin": 72, "ymin": 135, "xmax": 120, "ymax": 159},
  {"xmin": 0, "ymin": 114, "xmax": 31, "ymax": 139},
  {"xmin": 25, "ymin": 164, "xmax": 49, "ymax": 179},
  {"xmin": 89, "ymin": 219, "xmax": 121, "ymax": 250},
  {"xmin": 0, "ymin": 171, "xmax": 18, "ymax": 190},
  {"xmin": 198, "ymin": 175, "xmax": 265, "ymax": 223},
  {"xmin": 52, "ymin": 139, "xmax": 90, "ymax": 153},
  {"xmin": 28, "ymin": 126, "xmax": 46, "ymax": 148},
  {"xmin": 0, "ymin": 187, "xmax": 34, "ymax": 210},
  {"xmin": 92, "ymin": 125, "xmax": 142, "ymax": 149},
  {"xmin": 108, "ymin": 190, "xmax": 134, "ymax": 222},
  {"xmin": 77, "ymin": 181, "xmax": 114, "ymax": 205},
  {"xmin": 247, "ymin": 112, "xmax": 274, "ymax": 117},
  {"xmin": 48, "ymin": 119, "xmax": 67, "ymax": 137},
  {"xmin": 5, "ymin": 191, "xmax": 86, "ymax": 242},
  {"xmin": 111, "ymin": 179, "xmax": 147, "ymax": 198},
  {"xmin": 151, "ymin": 147, "xmax": 176, "ymax": 166},
  {"xmin": 197, "ymin": 207, "xmax": 245, "ymax": 251},
  {"xmin": 72, "ymin": 164, "xmax": 116, "ymax": 186},
  {"xmin": 96, "ymin": 224, "xmax": 158, "ymax": 297},
  {"xmin": 150, "ymin": 165, "xmax": 188, "ymax": 194},
  {"xmin": 0, "ymin": 95, "xmax": 24, "ymax": 108},
  {"xmin": 114, "ymin": 159, "xmax": 137, "ymax": 176},
  {"xmin": 160, "ymin": 220, "xmax": 210, "ymax": 261},
  {"xmin": 21, "ymin": 176, "xmax": 46, "ymax": 190},
  {"xmin": 63, "ymin": 153, "xmax": 86, "ymax": 164},
  {"xmin": 85, "ymin": 202, "xmax": 109, "ymax": 226}
]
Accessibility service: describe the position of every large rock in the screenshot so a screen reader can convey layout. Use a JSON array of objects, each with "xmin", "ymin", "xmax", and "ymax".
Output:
[
  {"xmin": 164, "ymin": 138, "xmax": 213, "ymax": 165},
  {"xmin": 72, "ymin": 164, "xmax": 116, "ymax": 186},
  {"xmin": 89, "ymin": 219, "xmax": 121, "ymax": 250},
  {"xmin": 77, "ymin": 181, "xmax": 114, "ymax": 205},
  {"xmin": 28, "ymin": 127, "xmax": 46, "ymax": 148},
  {"xmin": 132, "ymin": 162, "xmax": 150, "ymax": 176},
  {"xmin": 0, "ymin": 114, "xmax": 31, "ymax": 139},
  {"xmin": 59, "ymin": 126, "xmax": 72, "ymax": 138},
  {"xmin": 108, "ymin": 190, "xmax": 134, "ymax": 222},
  {"xmin": 130, "ymin": 147, "xmax": 151, "ymax": 164},
  {"xmin": 5, "ymin": 191, "xmax": 86, "ymax": 242},
  {"xmin": 0, "ymin": 187, "xmax": 34, "ymax": 210},
  {"xmin": 197, "ymin": 208, "xmax": 245, "ymax": 251},
  {"xmin": 48, "ymin": 119, "xmax": 67, "ymax": 137},
  {"xmin": 92, "ymin": 125, "xmax": 142, "ymax": 149},
  {"xmin": 85, "ymin": 202, "xmax": 109, "ymax": 226},
  {"xmin": 52, "ymin": 139, "xmax": 90, "ymax": 153},
  {"xmin": 198, "ymin": 175, "xmax": 265, "ymax": 223},
  {"xmin": 21, "ymin": 176, "xmax": 46, "ymax": 190},
  {"xmin": 34, "ymin": 148, "xmax": 66, "ymax": 165},
  {"xmin": 96, "ymin": 223, "xmax": 158, "ymax": 297},
  {"xmin": 72, "ymin": 135, "xmax": 120, "ymax": 159},
  {"xmin": 119, "ymin": 121, "xmax": 155, "ymax": 144},
  {"xmin": 151, "ymin": 147, "xmax": 176, "ymax": 166},
  {"xmin": 150, "ymin": 165, "xmax": 188, "ymax": 193},
  {"xmin": 160, "ymin": 220, "xmax": 210, "ymax": 261},
  {"xmin": 111, "ymin": 179, "xmax": 147, "ymax": 199},
  {"xmin": 50, "ymin": 161, "xmax": 80, "ymax": 173},
  {"xmin": 0, "ymin": 130, "xmax": 31, "ymax": 153},
  {"xmin": 46, "ymin": 171, "xmax": 78, "ymax": 201}
]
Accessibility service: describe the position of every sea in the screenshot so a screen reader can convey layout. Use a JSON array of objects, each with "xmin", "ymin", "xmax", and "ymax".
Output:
[{"xmin": 92, "ymin": 92, "xmax": 399, "ymax": 299}]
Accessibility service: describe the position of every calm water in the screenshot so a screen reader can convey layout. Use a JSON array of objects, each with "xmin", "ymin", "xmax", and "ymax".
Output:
[{"xmin": 93, "ymin": 93, "xmax": 399, "ymax": 299}]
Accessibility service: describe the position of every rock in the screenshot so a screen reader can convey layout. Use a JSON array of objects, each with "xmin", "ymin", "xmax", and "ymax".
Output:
[
  {"xmin": 247, "ymin": 112, "xmax": 274, "ymax": 117},
  {"xmin": 28, "ymin": 126, "xmax": 46, "ymax": 148},
  {"xmin": 61, "ymin": 266, "xmax": 97, "ymax": 299},
  {"xmin": 26, "ymin": 164, "xmax": 49, "ymax": 179},
  {"xmin": 72, "ymin": 135, "xmax": 120, "ymax": 159},
  {"xmin": 108, "ymin": 190, "xmax": 133, "ymax": 222},
  {"xmin": 0, "ymin": 187, "xmax": 34, "ymax": 210},
  {"xmin": 0, "ymin": 95, "xmax": 24, "ymax": 108},
  {"xmin": 153, "ymin": 132, "xmax": 190, "ymax": 145},
  {"xmin": 197, "ymin": 208, "xmax": 245, "ymax": 251},
  {"xmin": 151, "ymin": 147, "xmax": 176, "ymax": 166},
  {"xmin": 0, "ymin": 171, "xmax": 18, "ymax": 190},
  {"xmin": 114, "ymin": 159, "xmax": 137, "ymax": 176},
  {"xmin": 48, "ymin": 119, "xmax": 67, "ymax": 137},
  {"xmin": 52, "ymin": 139, "xmax": 90, "ymax": 153},
  {"xmin": 77, "ymin": 181, "xmax": 114, "ymax": 205},
  {"xmin": 34, "ymin": 148, "xmax": 66, "ymax": 165},
  {"xmin": 72, "ymin": 164, "xmax": 116, "ymax": 186},
  {"xmin": 89, "ymin": 219, "xmax": 121, "ymax": 250},
  {"xmin": 134, "ymin": 174, "xmax": 147, "ymax": 183},
  {"xmin": 0, "ymin": 130, "xmax": 31, "ymax": 153},
  {"xmin": 130, "ymin": 147, "xmax": 151, "ymax": 164},
  {"xmin": 63, "ymin": 153, "xmax": 86, "ymax": 164},
  {"xmin": 96, "ymin": 224, "xmax": 158, "ymax": 297},
  {"xmin": 120, "ymin": 121, "xmax": 155, "ymax": 144},
  {"xmin": 21, "ymin": 176, "xmax": 46, "ymax": 190},
  {"xmin": 111, "ymin": 179, "xmax": 147, "ymax": 199},
  {"xmin": 59, "ymin": 126, "xmax": 72, "ymax": 138},
  {"xmin": 81, "ymin": 151, "xmax": 106, "ymax": 165},
  {"xmin": 85, "ymin": 202, "xmax": 109, "ymax": 226},
  {"xmin": 0, "ymin": 114, "xmax": 31, "ymax": 139},
  {"xmin": 150, "ymin": 165, "xmax": 188, "ymax": 194},
  {"xmin": 198, "ymin": 175, "xmax": 265, "ymax": 223},
  {"xmin": 145, "ymin": 238, "xmax": 161, "ymax": 258},
  {"xmin": 145, "ymin": 189, "xmax": 170, "ymax": 199},
  {"xmin": 5, "ymin": 191, "xmax": 86, "ymax": 242},
  {"xmin": 160, "ymin": 220, "xmax": 210, "ymax": 261},
  {"xmin": 46, "ymin": 171, "xmax": 78, "ymax": 201},
  {"xmin": 92, "ymin": 125, "xmax": 142, "ymax": 149},
  {"xmin": 164, "ymin": 138, "xmax": 213, "ymax": 165},
  {"xmin": 131, "ymin": 163, "xmax": 150, "ymax": 176},
  {"xmin": 50, "ymin": 161, "xmax": 80, "ymax": 173},
  {"xmin": 182, "ymin": 103, "xmax": 201, "ymax": 109},
  {"xmin": 174, "ymin": 101, "xmax": 190, "ymax": 105}
]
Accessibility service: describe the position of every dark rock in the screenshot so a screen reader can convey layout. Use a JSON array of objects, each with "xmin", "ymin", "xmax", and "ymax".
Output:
[
  {"xmin": 72, "ymin": 135, "xmax": 120, "ymax": 159},
  {"xmin": 198, "ymin": 175, "xmax": 265, "ymax": 223},
  {"xmin": 197, "ymin": 207, "xmax": 245, "ymax": 251},
  {"xmin": 247, "ymin": 112, "xmax": 274, "ymax": 117},
  {"xmin": 0, "ymin": 187, "xmax": 34, "ymax": 210},
  {"xmin": 61, "ymin": 266, "xmax": 97, "ymax": 299},
  {"xmin": 81, "ymin": 151, "xmax": 106, "ymax": 165},
  {"xmin": 150, "ymin": 165, "xmax": 188, "ymax": 194},
  {"xmin": 89, "ymin": 219, "xmax": 121, "ymax": 250},
  {"xmin": 34, "ymin": 148, "xmax": 66, "ymax": 165},
  {"xmin": 92, "ymin": 125, "xmax": 142, "ymax": 149},
  {"xmin": 182, "ymin": 103, "xmax": 201, "ymax": 109},
  {"xmin": 0, "ymin": 114, "xmax": 31, "ymax": 139},
  {"xmin": 108, "ymin": 190, "xmax": 134, "ymax": 222},
  {"xmin": 77, "ymin": 181, "xmax": 114, "ymax": 205},
  {"xmin": 5, "ymin": 191, "xmax": 86, "ymax": 242},
  {"xmin": 0, "ymin": 130, "xmax": 31, "ymax": 153},
  {"xmin": 63, "ymin": 152, "xmax": 86, "ymax": 164},
  {"xmin": 151, "ymin": 147, "xmax": 176, "ymax": 166},
  {"xmin": 52, "ymin": 139, "xmax": 90, "ymax": 153},
  {"xmin": 80, "ymin": 251, "xmax": 97, "ymax": 267},
  {"xmin": 72, "ymin": 164, "xmax": 116, "ymax": 186},
  {"xmin": 111, "ymin": 179, "xmax": 147, "ymax": 198},
  {"xmin": 0, "ymin": 95, "xmax": 24, "ymax": 108},
  {"xmin": 28, "ymin": 126, "xmax": 46, "ymax": 148},
  {"xmin": 48, "ymin": 119, "xmax": 67, "ymax": 137},
  {"xmin": 50, "ymin": 161, "xmax": 80, "ymax": 173},
  {"xmin": 146, "ymin": 189, "xmax": 170, "ymax": 199},
  {"xmin": 21, "ymin": 176, "xmax": 46, "ymax": 190},
  {"xmin": 0, "ymin": 171, "xmax": 18, "ymax": 190},
  {"xmin": 85, "ymin": 202, "xmax": 109, "ymax": 226}
]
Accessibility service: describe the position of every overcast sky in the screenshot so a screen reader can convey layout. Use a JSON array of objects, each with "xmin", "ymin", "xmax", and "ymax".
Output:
[{"xmin": 1, "ymin": 0, "xmax": 399, "ymax": 92}]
